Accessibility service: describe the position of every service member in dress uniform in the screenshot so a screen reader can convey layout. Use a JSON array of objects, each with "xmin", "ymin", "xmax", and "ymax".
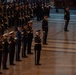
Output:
[
  {"xmin": 21, "ymin": 24, "xmax": 28, "ymax": 58},
  {"xmin": 18, "ymin": 9, "xmax": 22, "ymax": 26},
  {"xmin": 10, "ymin": 3, "xmax": 15, "ymax": 26},
  {"xmin": 3, "ymin": 14, "xmax": 8, "ymax": 29},
  {"xmin": 36, "ymin": 5, "xmax": 43, "ymax": 21},
  {"xmin": 21, "ymin": 6, "xmax": 25, "ymax": 26},
  {"xmin": 0, "ymin": 26, "xmax": 2, "ymax": 36},
  {"xmin": 0, "ymin": 13, "xmax": 4, "ymax": 35},
  {"xmin": 15, "ymin": 26, "xmax": 22, "ymax": 61},
  {"xmin": 7, "ymin": 5, "xmax": 12, "ymax": 28},
  {"xmin": 34, "ymin": 30, "xmax": 42, "ymax": 65},
  {"xmin": 64, "ymin": 7, "xmax": 70, "ymax": 32},
  {"xmin": 27, "ymin": 20, "xmax": 33, "ymax": 54},
  {"xmin": 0, "ymin": 35, "xmax": 3, "ymax": 74},
  {"xmin": 2, "ymin": 33, "xmax": 9, "ymax": 70},
  {"xmin": 9, "ymin": 31, "xmax": 16, "ymax": 65},
  {"xmin": 14, "ymin": 6, "xmax": 19, "ymax": 31},
  {"xmin": 42, "ymin": 15, "xmax": 48, "ymax": 45}
]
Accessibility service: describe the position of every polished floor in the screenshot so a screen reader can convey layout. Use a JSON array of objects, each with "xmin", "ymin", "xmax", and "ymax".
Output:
[{"xmin": 2, "ymin": 13, "xmax": 76, "ymax": 75}]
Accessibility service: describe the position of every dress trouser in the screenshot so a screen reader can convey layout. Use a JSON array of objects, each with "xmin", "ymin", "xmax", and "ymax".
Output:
[
  {"xmin": 3, "ymin": 52, "xmax": 8, "ymax": 68},
  {"xmin": 22, "ymin": 42, "xmax": 27, "ymax": 57},
  {"xmin": 0, "ymin": 51, "xmax": 2, "ymax": 70},
  {"xmin": 9, "ymin": 50, "xmax": 15, "ymax": 64},
  {"xmin": 64, "ymin": 20, "xmax": 69, "ymax": 31},
  {"xmin": 35, "ymin": 50, "xmax": 41, "ymax": 64},
  {"xmin": 27, "ymin": 38, "xmax": 32, "ymax": 54},
  {"xmin": 43, "ymin": 31, "xmax": 48, "ymax": 44},
  {"xmin": 16, "ymin": 41, "xmax": 21, "ymax": 60}
]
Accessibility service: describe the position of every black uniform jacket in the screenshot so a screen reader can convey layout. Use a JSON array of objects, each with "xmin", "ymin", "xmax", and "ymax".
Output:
[
  {"xmin": 9, "ymin": 36, "xmax": 15, "ymax": 51},
  {"xmin": 3, "ymin": 39, "xmax": 9, "ymax": 53},
  {"xmin": 42, "ymin": 19, "xmax": 48, "ymax": 32},
  {"xmin": 64, "ymin": 10, "xmax": 70, "ymax": 20},
  {"xmin": 34, "ymin": 35, "xmax": 41, "ymax": 50},
  {"xmin": 0, "ymin": 41, "xmax": 3, "ymax": 51}
]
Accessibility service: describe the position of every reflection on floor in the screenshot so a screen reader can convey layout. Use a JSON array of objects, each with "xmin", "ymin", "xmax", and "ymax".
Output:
[{"xmin": 2, "ymin": 13, "xmax": 76, "ymax": 75}]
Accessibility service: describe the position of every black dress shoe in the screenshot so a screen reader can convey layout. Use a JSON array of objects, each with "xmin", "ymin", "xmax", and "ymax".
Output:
[
  {"xmin": 16, "ymin": 60, "xmax": 18, "ymax": 61},
  {"xmin": 28, "ymin": 53, "xmax": 33, "ymax": 54},
  {"xmin": 22, "ymin": 56, "xmax": 28, "ymax": 58},
  {"xmin": 3, "ymin": 67, "xmax": 9, "ymax": 70},
  {"xmin": 35, "ymin": 63, "xmax": 41, "ymax": 65},
  {"xmin": 25, "ymin": 56, "xmax": 28, "ymax": 58},
  {"xmin": 0, "ymin": 72, "xmax": 2, "ymax": 74},
  {"xmin": 64, "ymin": 30, "xmax": 69, "ymax": 32},
  {"xmin": 16, "ymin": 60, "xmax": 22, "ymax": 62},
  {"xmin": 18, "ymin": 60, "xmax": 22, "ymax": 62},
  {"xmin": 37, "ymin": 63, "xmax": 41, "ymax": 65},
  {"xmin": 10, "ymin": 63, "xmax": 15, "ymax": 65},
  {"xmin": 12, "ymin": 64, "xmax": 15, "ymax": 65}
]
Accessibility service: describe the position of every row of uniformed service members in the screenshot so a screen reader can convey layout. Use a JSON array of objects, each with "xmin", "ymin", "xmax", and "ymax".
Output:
[{"xmin": 0, "ymin": 20, "xmax": 43, "ymax": 74}]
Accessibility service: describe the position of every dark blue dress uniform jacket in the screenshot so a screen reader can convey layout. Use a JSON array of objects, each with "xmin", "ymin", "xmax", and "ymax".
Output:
[{"xmin": 34, "ymin": 35, "xmax": 41, "ymax": 50}]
